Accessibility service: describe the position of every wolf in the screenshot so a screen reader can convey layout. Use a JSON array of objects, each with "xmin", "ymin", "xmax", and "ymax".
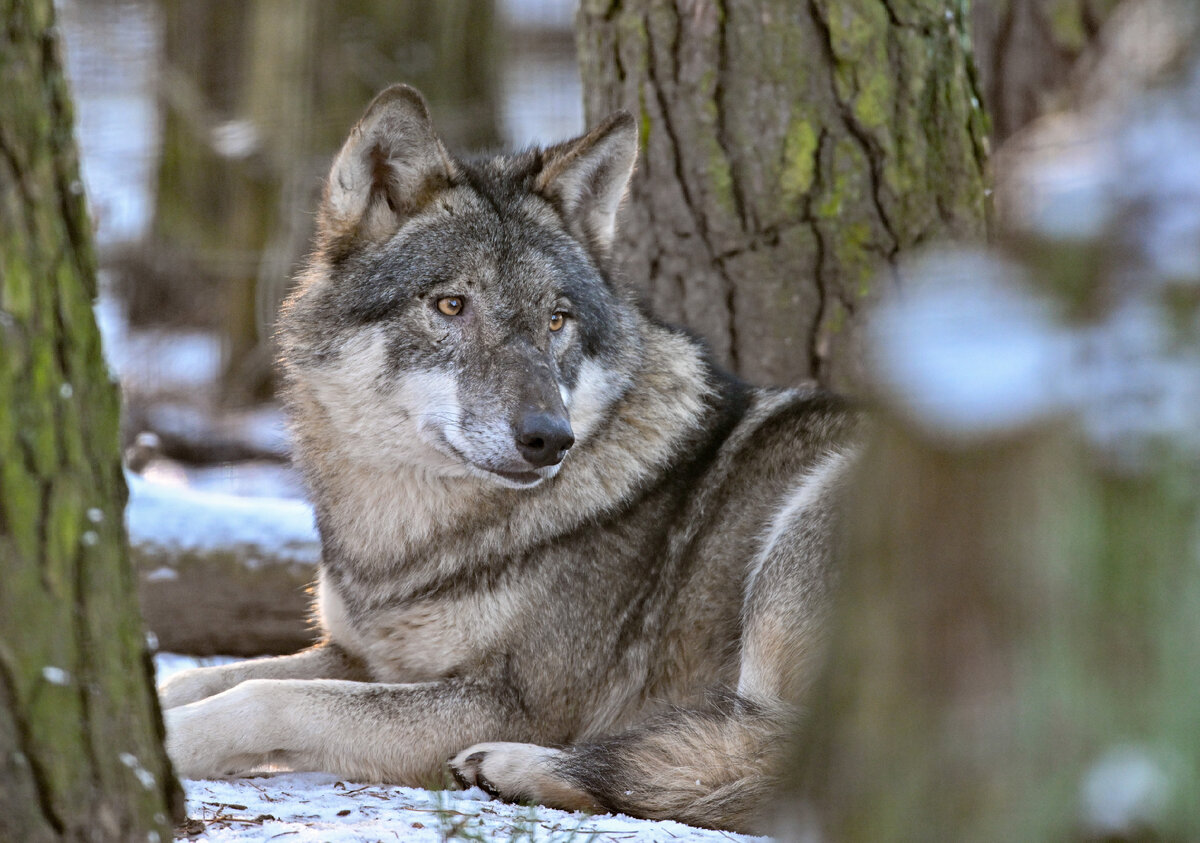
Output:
[{"xmin": 159, "ymin": 84, "xmax": 857, "ymax": 834}]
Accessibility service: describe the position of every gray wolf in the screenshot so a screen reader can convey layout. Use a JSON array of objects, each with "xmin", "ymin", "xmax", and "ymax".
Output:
[{"xmin": 159, "ymin": 84, "xmax": 857, "ymax": 834}]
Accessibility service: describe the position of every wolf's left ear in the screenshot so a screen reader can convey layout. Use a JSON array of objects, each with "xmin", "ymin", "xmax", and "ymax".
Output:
[{"xmin": 535, "ymin": 111, "xmax": 638, "ymax": 255}]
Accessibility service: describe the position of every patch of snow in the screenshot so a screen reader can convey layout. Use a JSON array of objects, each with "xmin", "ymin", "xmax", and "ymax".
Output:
[
  {"xmin": 233, "ymin": 405, "xmax": 293, "ymax": 458},
  {"xmin": 42, "ymin": 666, "xmax": 71, "ymax": 686},
  {"xmin": 210, "ymin": 120, "xmax": 260, "ymax": 160},
  {"xmin": 93, "ymin": 288, "xmax": 223, "ymax": 393},
  {"xmin": 126, "ymin": 473, "xmax": 319, "ymax": 562},
  {"xmin": 500, "ymin": 0, "xmax": 575, "ymax": 30},
  {"xmin": 57, "ymin": 0, "xmax": 160, "ymax": 246},
  {"xmin": 179, "ymin": 461, "xmax": 306, "ymax": 500},
  {"xmin": 154, "ymin": 653, "xmax": 243, "ymax": 686},
  {"xmin": 1080, "ymin": 746, "xmax": 1174, "ymax": 837},
  {"xmin": 872, "ymin": 247, "xmax": 1200, "ymax": 461},
  {"xmin": 1067, "ymin": 302, "xmax": 1200, "ymax": 466},
  {"xmin": 869, "ymin": 251, "xmax": 1072, "ymax": 441},
  {"xmin": 141, "ymin": 402, "xmax": 292, "ymax": 462},
  {"xmin": 178, "ymin": 773, "xmax": 766, "ymax": 843},
  {"xmin": 500, "ymin": 50, "xmax": 584, "ymax": 148},
  {"xmin": 1006, "ymin": 117, "xmax": 1116, "ymax": 241}
]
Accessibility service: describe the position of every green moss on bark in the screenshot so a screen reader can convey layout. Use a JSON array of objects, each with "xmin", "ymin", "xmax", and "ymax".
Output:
[
  {"xmin": 578, "ymin": 0, "xmax": 989, "ymax": 389},
  {"xmin": 0, "ymin": 1, "xmax": 183, "ymax": 838}
]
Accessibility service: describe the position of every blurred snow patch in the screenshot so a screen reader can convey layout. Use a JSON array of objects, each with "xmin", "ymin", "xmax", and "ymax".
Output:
[
  {"xmin": 870, "ymin": 252, "xmax": 1200, "ymax": 461},
  {"xmin": 126, "ymin": 472, "xmax": 318, "ymax": 562},
  {"xmin": 210, "ymin": 119, "xmax": 260, "ymax": 160},
  {"xmin": 93, "ymin": 290, "xmax": 221, "ymax": 391},
  {"xmin": 1003, "ymin": 37, "xmax": 1200, "ymax": 289},
  {"xmin": 1002, "ymin": 116, "xmax": 1116, "ymax": 241},
  {"xmin": 1080, "ymin": 746, "xmax": 1173, "ymax": 838},
  {"xmin": 870, "ymin": 252, "xmax": 1070, "ymax": 441},
  {"xmin": 1069, "ymin": 302, "xmax": 1200, "ymax": 466}
]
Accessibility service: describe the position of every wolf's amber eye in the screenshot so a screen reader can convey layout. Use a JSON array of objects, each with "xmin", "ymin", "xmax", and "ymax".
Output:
[
  {"xmin": 437, "ymin": 296, "xmax": 464, "ymax": 316},
  {"xmin": 549, "ymin": 312, "xmax": 567, "ymax": 332}
]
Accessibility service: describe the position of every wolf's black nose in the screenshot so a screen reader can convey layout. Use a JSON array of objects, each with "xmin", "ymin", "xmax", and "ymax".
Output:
[{"xmin": 515, "ymin": 413, "xmax": 574, "ymax": 467}]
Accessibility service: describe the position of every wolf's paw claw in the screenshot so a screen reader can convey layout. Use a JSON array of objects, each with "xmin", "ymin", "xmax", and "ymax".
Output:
[
  {"xmin": 449, "ymin": 748, "xmax": 502, "ymax": 797},
  {"xmin": 450, "ymin": 742, "xmax": 601, "ymax": 812}
]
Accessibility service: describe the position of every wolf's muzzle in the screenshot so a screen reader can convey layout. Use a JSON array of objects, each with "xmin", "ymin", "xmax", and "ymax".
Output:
[{"xmin": 515, "ymin": 412, "xmax": 574, "ymax": 468}]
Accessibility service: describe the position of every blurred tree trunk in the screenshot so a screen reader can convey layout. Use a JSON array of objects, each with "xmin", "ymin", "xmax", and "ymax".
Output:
[
  {"xmin": 312, "ymin": 0, "xmax": 501, "ymax": 153},
  {"xmin": 154, "ymin": 0, "xmax": 316, "ymax": 405},
  {"xmin": 577, "ymin": 0, "xmax": 989, "ymax": 390},
  {"xmin": 797, "ymin": 347, "xmax": 1200, "ymax": 840},
  {"xmin": 971, "ymin": 0, "xmax": 1123, "ymax": 143},
  {"xmin": 0, "ymin": 1, "xmax": 182, "ymax": 838},
  {"xmin": 149, "ymin": 0, "xmax": 500, "ymax": 406}
]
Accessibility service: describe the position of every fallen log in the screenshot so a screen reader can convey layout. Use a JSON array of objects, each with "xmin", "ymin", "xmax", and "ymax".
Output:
[{"xmin": 127, "ymin": 473, "xmax": 320, "ymax": 656}]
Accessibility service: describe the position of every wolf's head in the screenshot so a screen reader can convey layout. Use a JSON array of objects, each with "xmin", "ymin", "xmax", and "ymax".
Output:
[{"xmin": 280, "ymin": 85, "xmax": 642, "ymax": 489}]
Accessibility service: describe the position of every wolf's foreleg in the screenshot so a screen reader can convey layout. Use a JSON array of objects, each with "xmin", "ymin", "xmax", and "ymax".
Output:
[
  {"xmin": 158, "ymin": 642, "xmax": 367, "ymax": 709},
  {"xmin": 165, "ymin": 675, "xmax": 528, "ymax": 784}
]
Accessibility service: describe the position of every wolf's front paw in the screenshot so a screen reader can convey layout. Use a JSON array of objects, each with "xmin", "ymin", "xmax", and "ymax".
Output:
[
  {"xmin": 164, "ymin": 705, "xmax": 248, "ymax": 779},
  {"xmin": 449, "ymin": 742, "xmax": 601, "ymax": 813},
  {"xmin": 164, "ymin": 682, "xmax": 277, "ymax": 779}
]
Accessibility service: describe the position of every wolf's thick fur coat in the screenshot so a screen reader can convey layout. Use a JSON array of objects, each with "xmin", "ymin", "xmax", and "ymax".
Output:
[{"xmin": 159, "ymin": 85, "xmax": 856, "ymax": 834}]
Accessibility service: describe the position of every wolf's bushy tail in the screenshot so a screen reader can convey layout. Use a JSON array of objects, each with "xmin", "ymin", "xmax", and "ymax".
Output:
[{"xmin": 551, "ymin": 692, "xmax": 793, "ymax": 834}]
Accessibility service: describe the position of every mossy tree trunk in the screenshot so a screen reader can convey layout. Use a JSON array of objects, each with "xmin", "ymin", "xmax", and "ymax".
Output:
[
  {"xmin": 0, "ymin": 1, "xmax": 182, "ymax": 839},
  {"xmin": 577, "ymin": 0, "xmax": 989, "ymax": 389}
]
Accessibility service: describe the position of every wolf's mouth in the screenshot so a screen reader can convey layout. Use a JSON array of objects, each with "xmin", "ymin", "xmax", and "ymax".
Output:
[
  {"xmin": 484, "ymin": 467, "xmax": 543, "ymax": 486},
  {"xmin": 431, "ymin": 432, "xmax": 548, "ymax": 488}
]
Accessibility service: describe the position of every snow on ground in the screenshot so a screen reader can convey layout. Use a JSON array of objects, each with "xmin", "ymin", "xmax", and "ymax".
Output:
[
  {"xmin": 177, "ymin": 774, "xmax": 764, "ymax": 842},
  {"xmin": 127, "ymin": 472, "xmax": 319, "ymax": 562},
  {"xmin": 155, "ymin": 655, "xmax": 768, "ymax": 843}
]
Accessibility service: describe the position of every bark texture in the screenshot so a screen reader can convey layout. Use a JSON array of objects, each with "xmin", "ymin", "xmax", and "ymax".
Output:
[
  {"xmin": 0, "ymin": 1, "xmax": 182, "ymax": 838},
  {"xmin": 577, "ymin": 0, "xmax": 989, "ymax": 389}
]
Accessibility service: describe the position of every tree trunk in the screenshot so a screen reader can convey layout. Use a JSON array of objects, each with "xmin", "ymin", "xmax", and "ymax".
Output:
[
  {"xmin": 576, "ymin": 0, "xmax": 989, "ymax": 389},
  {"xmin": 797, "ymin": 337, "xmax": 1200, "ymax": 840},
  {"xmin": 0, "ymin": 1, "xmax": 182, "ymax": 838},
  {"xmin": 792, "ymin": 21, "xmax": 1200, "ymax": 836}
]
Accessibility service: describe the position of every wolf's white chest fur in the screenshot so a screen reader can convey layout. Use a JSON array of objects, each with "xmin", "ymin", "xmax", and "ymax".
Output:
[{"xmin": 316, "ymin": 572, "xmax": 519, "ymax": 683}]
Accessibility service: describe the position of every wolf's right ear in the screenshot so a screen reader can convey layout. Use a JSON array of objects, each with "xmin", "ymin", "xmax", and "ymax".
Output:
[
  {"xmin": 535, "ymin": 111, "xmax": 638, "ymax": 256},
  {"xmin": 320, "ymin": 85, "xmax": 457, "ymax": 244}
]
